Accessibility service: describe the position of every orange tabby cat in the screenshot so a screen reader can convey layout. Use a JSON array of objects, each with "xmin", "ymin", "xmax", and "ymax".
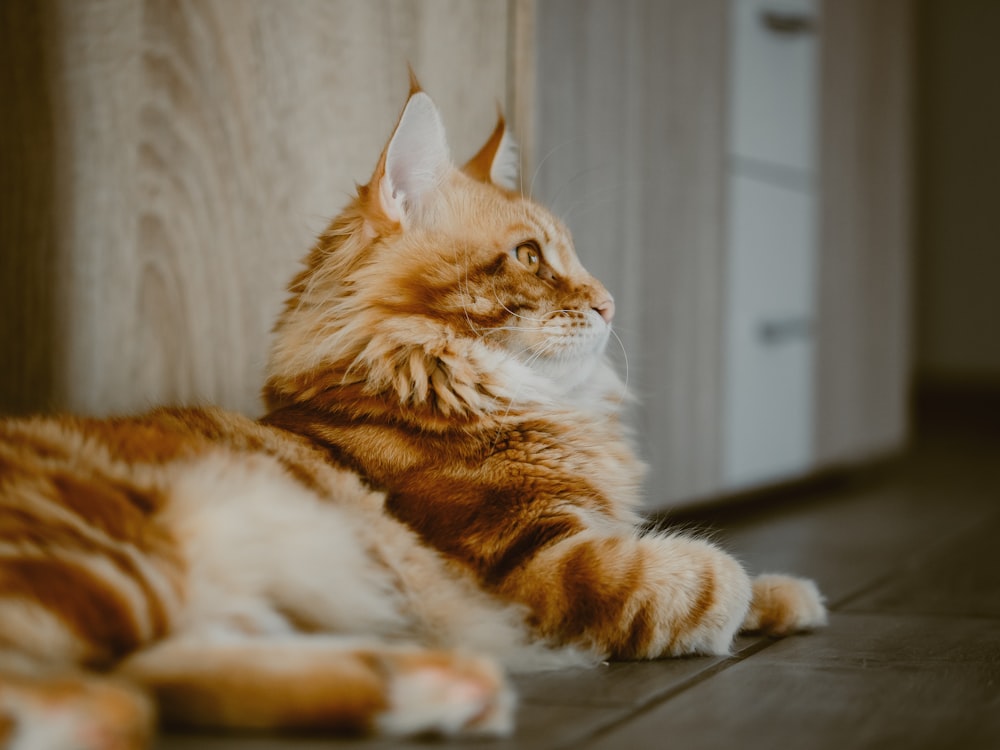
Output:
[{"xmin": 0, "ymin": 82, "xmax": 826, "ymax": 748}]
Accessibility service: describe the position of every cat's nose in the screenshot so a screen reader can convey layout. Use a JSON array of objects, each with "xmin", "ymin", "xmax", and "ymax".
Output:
[{"xmin": 593, "ymin": 297, "xmax": 615, "ymax": 324}]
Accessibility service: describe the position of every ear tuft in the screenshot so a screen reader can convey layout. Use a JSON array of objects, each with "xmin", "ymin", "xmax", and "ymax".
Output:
[
  {"xmin": 377, "ymin": 91, "xmax": 451, "ymax": 224},
  {"xmin": 463, "ymin": 113, "xmax": 520, "ymax": 191},
  {"xmin": 406, "ymin": 64, "xmax": 422, "ymax": 96}
]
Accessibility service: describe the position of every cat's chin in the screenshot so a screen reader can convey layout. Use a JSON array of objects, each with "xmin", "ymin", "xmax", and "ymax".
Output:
[
  {"xmin": 510, "ymin": 328, "xmax": 615, "ymax": 401},
  {"xmin": 520, "ymin": 351, "xmax": 606, "ymax": 399}
]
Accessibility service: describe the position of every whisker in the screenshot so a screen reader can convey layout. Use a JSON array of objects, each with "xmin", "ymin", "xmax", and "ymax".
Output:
[
  {"xmin": 525, "ymin": 140, "xmax": 574, "ymax": 200},
  {"xmin": 458, "ymin": 250, "xmax": 486, "ymax": 338},
  {"xmin": 502, "ymin": 337, "xmax": 556, "ymax": 364},
  {"xmin": 548, "ymin": 164, "xmax": 611, "ymax": 216},
  {"xmin": 488, "ymin": 276, "xmax": 546, "ymax": 324},
  {"xmin": 486, "ymin": 275, "xmax": 590, "ymax": 326},
  {"xmin": 607, "ymin": 326, "xmax": 631, "ymax": 405}
]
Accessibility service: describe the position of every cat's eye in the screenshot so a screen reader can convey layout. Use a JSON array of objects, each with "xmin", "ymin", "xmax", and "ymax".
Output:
[{"xmin": 513, "ymin": 242, "xmax": 541, "ymax": 273}]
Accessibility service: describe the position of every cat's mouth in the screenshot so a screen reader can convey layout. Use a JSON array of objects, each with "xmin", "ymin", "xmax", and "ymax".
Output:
[{"xmin": 506, "ymin": 308, "xmax": 610, "ymax": 374}]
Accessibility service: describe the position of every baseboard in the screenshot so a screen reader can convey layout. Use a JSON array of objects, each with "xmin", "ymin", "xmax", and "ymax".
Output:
[
  {"xmin": 912, "ymin": 374, "xmax": 1000, "ymax": 433},
  {"xmin": 647, "ymin": 453, "xmax": 902, "ymax": 527}
]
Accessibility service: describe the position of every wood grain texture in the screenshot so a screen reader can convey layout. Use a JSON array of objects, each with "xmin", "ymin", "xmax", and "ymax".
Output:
[
  {"xmin": 844, "ymin": 513, "xmax": 1000, "ymax": 618},
  {"xmin": 0, "ymin": 0, "xmax": 514, "ymax": 416},
  {"xmin": 582, "ymin": 613, "xmax": 1000, "ymax": 750},
  {"xmin": 533, "ymin": 0, "xmax": 729, "ymax": 505},
  {"xmin": 813, "ymin": 0, "xmax": 915, "ymax": 466}
]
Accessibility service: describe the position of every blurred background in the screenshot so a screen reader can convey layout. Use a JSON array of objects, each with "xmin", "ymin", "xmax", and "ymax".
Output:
[{"xmin": 1, "ymin": 0, "xmax": 997, "ymax": 509}]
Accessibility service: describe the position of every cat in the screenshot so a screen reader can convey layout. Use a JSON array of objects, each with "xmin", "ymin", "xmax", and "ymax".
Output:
[{"xmin": 0, "ymin": 80, "xmax": 826, "ymax": 749}]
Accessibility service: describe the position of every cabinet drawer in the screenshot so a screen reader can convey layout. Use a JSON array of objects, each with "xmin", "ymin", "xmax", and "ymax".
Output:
[
  {"xmin": 729, "ymin": 0, "xmax": 820, "ymax": 172},
  {"xmin": 723, "ymin": 174, "xmax": 817, "ymax": 487}
]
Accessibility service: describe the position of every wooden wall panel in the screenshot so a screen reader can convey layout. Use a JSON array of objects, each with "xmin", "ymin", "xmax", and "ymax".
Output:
[
  {"xmin": 534, "ymin": 0, "xmax": 729, "ymax": 505},
  {"xmin": 814, "ymin": 0, "xmax": 914, "ymax": 464},
  {"xmin": 0, "ymin": 0, "xmax": 516, "ymax": 416}
]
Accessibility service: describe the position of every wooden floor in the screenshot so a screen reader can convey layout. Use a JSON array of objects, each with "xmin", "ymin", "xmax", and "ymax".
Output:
[{"xmin": 158, "ymin": 402, "xmax": 1000, "ymax": 750}]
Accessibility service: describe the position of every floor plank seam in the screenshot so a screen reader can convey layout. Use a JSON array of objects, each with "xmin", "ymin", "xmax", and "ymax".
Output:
[
  {"xmin": 831, "ymin": 508, "xmax": 1000, "ymax": 612},
  {"xmin": 830, "ymin": 571, "xmax": 899, "ymax": 612},
  {"xmin": 567, "ymin": 638, "xmax": 781, "ymax": 749}
]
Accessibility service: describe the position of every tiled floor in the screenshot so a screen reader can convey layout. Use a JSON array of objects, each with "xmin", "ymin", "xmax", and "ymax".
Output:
[{"xmin": 158, "ymin": 404, "xmax": 1000, "ymax": 750}]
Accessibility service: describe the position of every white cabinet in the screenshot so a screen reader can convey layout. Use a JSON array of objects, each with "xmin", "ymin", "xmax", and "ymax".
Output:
[{"xmin": 723, "ymin": 0, "xmax": 821, "ymax": 487}]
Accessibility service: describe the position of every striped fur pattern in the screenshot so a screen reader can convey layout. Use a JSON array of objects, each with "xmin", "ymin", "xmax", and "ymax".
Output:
[{"xmin": 0, "ymin": 85, "xmax": 826, "ymax": 748}]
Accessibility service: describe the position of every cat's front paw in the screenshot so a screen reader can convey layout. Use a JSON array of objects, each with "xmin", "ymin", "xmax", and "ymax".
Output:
[
  {"xmin": 376, "ymin": 651, "xmax": 514, "ymax": 738},
  {"xmin": 741, "ymin": 574, "xmax": 827, "ymax": 636}
]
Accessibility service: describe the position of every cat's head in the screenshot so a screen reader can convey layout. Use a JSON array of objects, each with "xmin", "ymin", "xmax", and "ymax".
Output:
[{"xmin": 266, "ymin": 86, "xmax": 619, "ymax": 418}]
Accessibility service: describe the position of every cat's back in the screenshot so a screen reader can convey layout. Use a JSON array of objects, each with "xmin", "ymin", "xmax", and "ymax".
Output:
[
  {"xmin": 0, "ymin": 404, "xmax": 365, "ymax": 555},
  {"xmin": 0, "ymin": 405, "xmax": 338, "ymax": 487},
  {"xmin": 2, "ymin": 406, "xmax": 249, "ymax": 468},
  {"xmin": 0, "ymin": 407, "xmax": 227, "ymax": 534}
]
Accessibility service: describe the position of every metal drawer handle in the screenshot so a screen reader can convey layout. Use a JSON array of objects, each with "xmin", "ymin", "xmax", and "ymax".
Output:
[
  {"xmin": 761, "ymin": 10, "xmax": 816, "ymax": 35},
  {"xmin": 759, "ymin": 317, "xmax": 813, "ymax": 344}
]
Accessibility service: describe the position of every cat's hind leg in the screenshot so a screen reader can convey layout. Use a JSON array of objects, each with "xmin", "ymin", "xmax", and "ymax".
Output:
[
  {"xmin": 116, "ymin": 636, "xmax": 514, "ymax": 738},
  {"xmin": 0, "ymin": 663, "xmax": 153, "ymax": 750}
]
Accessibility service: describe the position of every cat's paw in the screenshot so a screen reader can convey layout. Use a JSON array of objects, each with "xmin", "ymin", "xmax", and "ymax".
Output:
[
  {"xmin": 1, "ymin": 674, "xmax": 153, "ymax": 750},
  {"xmin": 741, "ymin": 574, "xmax": 827, "ymax": 636},
  {"xmin": 376, "ymin": 651, "xmax": 514, "ymax": 738}
]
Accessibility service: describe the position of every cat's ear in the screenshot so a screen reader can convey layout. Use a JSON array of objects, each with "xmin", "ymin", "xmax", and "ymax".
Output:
[
  {"xmin": 463, "ymin": 111, "xmax": 520, "ymax": 192},
  {"xmin": 370, "ymin": 90, "xmax": 451, "ymax": 225}
]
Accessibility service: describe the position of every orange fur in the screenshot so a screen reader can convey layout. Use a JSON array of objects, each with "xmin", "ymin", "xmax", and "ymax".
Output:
[{"xmin": 0, "ymin": 86, "xmax": 825, "ymax": 746}]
